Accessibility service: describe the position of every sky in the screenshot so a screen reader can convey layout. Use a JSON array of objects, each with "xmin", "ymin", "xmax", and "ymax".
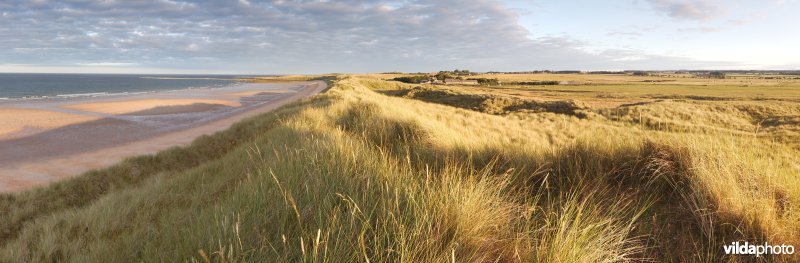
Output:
[{"xmin": 0, "ymin": 0, "xmax": 798, "ymax": 74}]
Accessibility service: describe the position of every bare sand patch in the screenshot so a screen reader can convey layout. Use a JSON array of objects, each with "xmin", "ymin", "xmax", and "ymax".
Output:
[
  {"xmin": 227, "ymin": 90, "xmax": 292, "ymax": 97},
  {"xmin": 62, "ymin": 98, "xmax": 241, "ymax": 115},
  {"xmin": 125, "ymin": 103, "xmax": 232, "ymax": 116},
  {"xmin": 0, "ymin": 108, "xmax": 100, "ymax": 139}
]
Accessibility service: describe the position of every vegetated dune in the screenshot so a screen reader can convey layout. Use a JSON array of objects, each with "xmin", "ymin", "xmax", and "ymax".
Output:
[
  {"xmin": 0, "ymin": 75, "xmax": 797, "ymax": 262},
  {"xmin": 386, "ymin": 86, "xmax": 590, "ymax": 117}
]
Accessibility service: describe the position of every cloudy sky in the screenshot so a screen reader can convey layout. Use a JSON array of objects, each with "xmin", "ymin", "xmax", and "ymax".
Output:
[{"xmin": 0, "ymin": 0, "xmax": 797, "ymax": 74}]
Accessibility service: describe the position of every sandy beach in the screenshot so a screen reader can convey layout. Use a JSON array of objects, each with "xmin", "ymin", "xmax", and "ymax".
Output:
[
  {"xmin": 0, "ymin": 108, "xmax": 101, "ymax": 140},
  {"xmin": 62, "ymin": 98, "xmax": 242, "ymax": 114},
  {"xmin": 0, "ymin": 81, "xmax": 325, "ymax": 192}
]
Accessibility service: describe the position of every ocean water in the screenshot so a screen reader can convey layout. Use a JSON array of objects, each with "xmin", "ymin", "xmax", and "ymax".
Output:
[{"xmin": 0, "ymin": 73, "xmax": 258, "ymax": 100}]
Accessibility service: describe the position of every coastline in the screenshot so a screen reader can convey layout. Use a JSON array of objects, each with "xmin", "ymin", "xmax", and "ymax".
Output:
[{"xmin": 0, "ymin": 80, "xmax": 326, "ymax": 192}]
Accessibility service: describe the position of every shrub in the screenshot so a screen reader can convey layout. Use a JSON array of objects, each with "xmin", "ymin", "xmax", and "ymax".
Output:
[
  {"xmin": 468, "ymin": 78, "xmax": 500, "ymax": 86},
  {"xmin": 391, "ymin": 75, "xmax": 430, "ymax": 84}
]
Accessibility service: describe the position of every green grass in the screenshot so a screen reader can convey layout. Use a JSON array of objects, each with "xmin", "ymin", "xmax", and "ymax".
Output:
[{"xmin": 0, "ymin": 75, "xmax": 797, "ymax": 262}]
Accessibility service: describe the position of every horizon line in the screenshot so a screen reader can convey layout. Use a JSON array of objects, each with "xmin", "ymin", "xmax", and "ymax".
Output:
[{"xmin": 3, "ymin": 69, "xmax": 800, "ymax": 75}]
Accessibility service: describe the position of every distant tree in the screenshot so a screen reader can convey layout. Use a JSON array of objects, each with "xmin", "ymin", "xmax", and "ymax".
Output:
[
  {"xmin": 632, "ymin": 71, "xmax": 650, "ymax": 76},
  {"xmin": 434, "ymin": 72, "xmax": 451, "ymax": 81},
  {"xmin": 709, "ymin": 71, "xmax": 726, "ymax": 79},
  {"xmin": 391, "ymin": 75, "xmax": 431, "ymax": 84},
  {"xmin": 440, "ymin": 69, "xmax": 473, "ymax": 76}
]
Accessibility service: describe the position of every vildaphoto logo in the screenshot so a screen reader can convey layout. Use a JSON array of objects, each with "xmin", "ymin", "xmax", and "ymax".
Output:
[{"xmin": 724, "ymin": 242, "xmax": 795, "ymax": 257}]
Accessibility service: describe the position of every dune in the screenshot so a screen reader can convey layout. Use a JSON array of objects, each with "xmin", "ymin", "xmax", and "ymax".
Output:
[{"xmin": 61, "ymin": 98, "xmax": 241, "ymax": 115}]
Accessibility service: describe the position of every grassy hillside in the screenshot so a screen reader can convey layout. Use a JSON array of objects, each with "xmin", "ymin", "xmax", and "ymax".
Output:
[{"xmin": 0, "ymin": 75, "xmax": 798, "ymax": 262}]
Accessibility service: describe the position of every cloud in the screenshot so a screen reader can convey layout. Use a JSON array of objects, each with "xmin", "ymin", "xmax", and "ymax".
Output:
[
  {"xmin": 677, "ymin": 26, "xmax": 722, "ymax": 32},
  {"xmin": 0, "ymin": 0, "xmax": 715, "ymax": 73},
  {"xmin": 75, "ymin": 62, "xmax": 139, "ymax": 67},
  {"xmin": 607, "ymin": 25, "xmax": 660, "ymax": 40},
  {"xmin": 645, "ymin": 0, "xmax": 723, "ymax": 20}
]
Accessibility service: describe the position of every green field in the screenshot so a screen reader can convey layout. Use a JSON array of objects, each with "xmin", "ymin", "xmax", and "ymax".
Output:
[{"xmin": 0, "ymin": 74, "xmax": 798, "ymax": 262}]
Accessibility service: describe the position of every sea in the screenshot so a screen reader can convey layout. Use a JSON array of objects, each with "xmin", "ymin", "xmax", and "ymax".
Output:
[{"xmin": 0, "ymin": 73, "xmax": 262, "ymax": 100}]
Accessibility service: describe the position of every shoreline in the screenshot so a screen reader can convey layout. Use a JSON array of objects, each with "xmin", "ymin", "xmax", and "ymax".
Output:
[
  {"xmin": 0, "ymin": 81, "xmax": 287, "ymax": 140},
  {"xmin": 0, "ymin": 82, "xmax": 245, "ymax": 104},
  {"xmin": 0, "ymin": 80, "xmax": 326, "ymax": 192}
]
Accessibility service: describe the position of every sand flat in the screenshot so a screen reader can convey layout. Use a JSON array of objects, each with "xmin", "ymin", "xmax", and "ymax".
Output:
[
  {"xmin": 227, "ymin": 89, "xmax": 293, "ymax": 97},
  {"xmin": 61, "ymin": 98, "xmax": 241, "ymax": 115},
  {"xmin": 0, "ymin": 108, "xmax": 100, "ymax": 139}
]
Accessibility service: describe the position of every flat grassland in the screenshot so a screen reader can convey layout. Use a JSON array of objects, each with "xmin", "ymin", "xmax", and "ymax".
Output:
[{"xmin": 0, "ymin": 74, "xmax": 797, "ymax": 262}]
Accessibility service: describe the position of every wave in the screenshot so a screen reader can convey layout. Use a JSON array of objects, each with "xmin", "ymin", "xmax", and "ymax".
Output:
[
  {"xmin": 58, "ymin": 91, "xmax": 160, "ymax": 98},
  {"xmin": 0, "ymin": 81, "xmax": 245, "ymax": 101},
  {"xmin": 56, "ymin": 92, "xmax": 109, "ymax": 98},
  {"xmin": 4, "ymin": 91, "xmax": 150, "ymax": 101}
]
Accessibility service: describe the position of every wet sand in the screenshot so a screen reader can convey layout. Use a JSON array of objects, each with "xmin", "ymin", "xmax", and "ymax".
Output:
[
  {"xmin": 0, "ymin": 108, "xmax": 101, "ymax": 140},
  {"xmin": 0, "ymin": 81, "xmax": 326, "ymax": 192},
  {"xmin": 227, "ymin": 90, "xmax": 292, "ymax": 97},
  {"xmin": 62, "ymin": 98, "xmax": 242, "ymax": 114}
]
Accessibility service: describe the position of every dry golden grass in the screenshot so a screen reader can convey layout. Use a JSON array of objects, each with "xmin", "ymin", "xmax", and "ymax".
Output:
[
  {"xmin": 358, "ymin": 74, "xmax": 800, "ymax": 261},
  {"xmin": 469, "ymin": 72, "xmax": 800, "ymax": 87}
]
